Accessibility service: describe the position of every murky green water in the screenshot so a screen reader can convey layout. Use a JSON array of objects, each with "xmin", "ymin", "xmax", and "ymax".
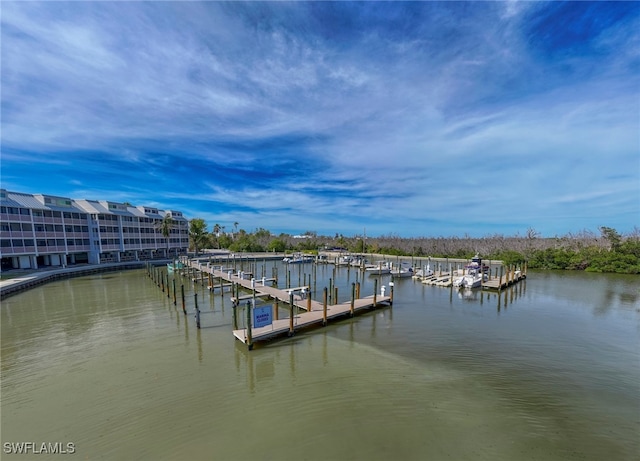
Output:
[{"xmin": 1, "ymin": 264, "xmax": 639, "ymax": 460}]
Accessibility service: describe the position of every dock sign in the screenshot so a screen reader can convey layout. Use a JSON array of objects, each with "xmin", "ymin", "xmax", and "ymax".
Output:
[{"xmin": 253, "ymin": 305, "xmax": 272, "ymax": 328}]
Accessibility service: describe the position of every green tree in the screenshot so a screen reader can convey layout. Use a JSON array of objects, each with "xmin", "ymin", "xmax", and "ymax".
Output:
[
  {"xmin": 156, "ymin": 213, "xmax": 174, "ymax": 258},
  {"xmin": 267, "ymin": 238, "xmax": 287, "ymax": 252},
  {"xmin": 600, "ymin": 227, "xmax": 622, "ymax": 251},
  {"xmin": 189, "ymin": 218, "xmax": 208, "ymax": 256},
  {"xmin": 218, "ymin": 233, "xmax": 233, "ymax": 249}
]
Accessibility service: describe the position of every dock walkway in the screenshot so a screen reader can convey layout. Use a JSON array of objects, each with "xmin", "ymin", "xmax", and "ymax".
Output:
[{"xmin": 186, "ymin": 261, "xmax": 392, "ymax": 348}]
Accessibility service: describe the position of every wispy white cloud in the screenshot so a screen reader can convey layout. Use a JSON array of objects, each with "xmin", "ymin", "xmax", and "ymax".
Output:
[{"xmin": 2, "ymin": 1, "xmax": 638, "ymax": 237}]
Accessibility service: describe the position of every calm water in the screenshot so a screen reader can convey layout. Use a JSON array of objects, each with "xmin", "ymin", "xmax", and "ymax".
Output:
[{"xmin": 1, "ymin": 263, "xmax": 638, "ymax": 461}]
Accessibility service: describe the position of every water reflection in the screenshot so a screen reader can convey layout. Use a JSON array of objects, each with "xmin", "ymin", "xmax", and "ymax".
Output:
[{"xmin": 2, "ymin": 266, "xmax": 638, "ymax": 461}]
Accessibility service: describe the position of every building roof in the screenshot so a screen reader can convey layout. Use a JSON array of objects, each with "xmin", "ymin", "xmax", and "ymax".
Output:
[
  {"xmin": 2, "ymin": 190, "xmax": 86, "ymax": 213},
  {"xmin": 2, "ymin": 190, "xmax": 189, "ymax": 221}
]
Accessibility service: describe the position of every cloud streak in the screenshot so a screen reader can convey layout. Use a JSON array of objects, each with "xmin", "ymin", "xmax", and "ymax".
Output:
[{"xmin": 2, "ymin": 1, "xmax": 638, "ymax": 237}]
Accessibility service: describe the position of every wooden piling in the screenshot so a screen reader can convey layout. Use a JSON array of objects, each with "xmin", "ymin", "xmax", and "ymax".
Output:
[
  {"xmin": 373, "ymin": 278, "xmax": 378, "ymax": 307},
  {"xmin": 288, "ymin": 291, "xmax": 295, "ymax": 336},
  {"xmin": 323, "ymin": 287, "xmax": 328, "ymax": 326},
  {"xmin": 313, "ymin": 264, "xmax": 317, "ymax": 294},
  {"xmin": 173, "ymin": 278, "xmax": 177, "ymax": 305},
  {"xmin": 247, "ymin": 300, "xmax": 253, "ymax": 350},
  {"xmin": 195, "ymin": 293, "xmax": 200, "ymax": 329},
  {"xmin": 350, "ymin": 282, "xmax": 355, "ymax": 316},
  {"xmin": 273, "ymin": 298, "xmax": 279, "ymax": 321},
  {"xmin": 181, "ymin": 284, "xmax": 186, "ymax": 315}
]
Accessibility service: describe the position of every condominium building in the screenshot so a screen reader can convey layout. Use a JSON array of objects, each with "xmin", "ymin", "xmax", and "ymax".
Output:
[{"xmin": 0, "ymin": 189, "xmax": 189, "ymax": 270}]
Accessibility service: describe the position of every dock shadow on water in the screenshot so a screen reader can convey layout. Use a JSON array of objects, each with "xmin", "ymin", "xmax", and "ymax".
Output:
[{"xmin": 1, "ymin": 268, "xmax": 638, "ymax": 460}]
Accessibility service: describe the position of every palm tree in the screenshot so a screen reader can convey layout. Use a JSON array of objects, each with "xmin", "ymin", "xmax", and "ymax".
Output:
[
  {"xmin": 157, "ymin": 213, "xmax": 174, "ymax": 258},
  {"xmin": 234, "ymin": 221, "xmax": 239, "ymax": 234},
  {"xmin": 212, "ymin": 223, "xmax": 221, "ymax": 249}
]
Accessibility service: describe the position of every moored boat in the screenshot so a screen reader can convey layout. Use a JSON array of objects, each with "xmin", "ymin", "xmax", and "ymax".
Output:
[
  {"xmin": 365, "ymin": 261, "xmax": 391, "ymax": 275},
  {"xmin": 390, "ymin": 262, "xmax": 414, "ymax": 278},
  {"xmin": 283, "ymin": 253, "xmax": 314, "ymax": 264},
  {"xmin": 167, "ymin": 260, "xmax": 185, "ymax": 273},
  {"xmin": 413, "ymin": 264, "xmax": 434, "ymax": 279}
]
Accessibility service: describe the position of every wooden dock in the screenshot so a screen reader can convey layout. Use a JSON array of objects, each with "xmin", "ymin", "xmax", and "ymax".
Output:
[
  {"xmin": 481, "ymin": 270, "xmax": 526, "ymax": 290},
  {"xmin": 186, "ymin": 260, "xmax": 392, "ymax": 348},
  {"xmin": 232, "ymin": 294, "xmax": 390, "ymax": 345},
  {"xmin": 416, "ymin": 265, "xmax": 527, "ymax": 291}
]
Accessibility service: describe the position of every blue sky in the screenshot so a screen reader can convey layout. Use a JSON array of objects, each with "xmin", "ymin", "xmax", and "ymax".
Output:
[{"xmin": 2, "ymin": 1, "xmax": 638, "ymax": 238}]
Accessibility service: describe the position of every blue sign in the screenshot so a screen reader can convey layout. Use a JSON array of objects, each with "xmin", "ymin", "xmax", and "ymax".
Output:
[{"xmin": 253, "ymin": 305, "xmax": 273, "ymax": 328}]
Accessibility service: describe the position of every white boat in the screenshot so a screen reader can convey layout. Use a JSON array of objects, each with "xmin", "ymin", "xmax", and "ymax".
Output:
[
  {"xmin": 283, "ymin": 253, "xmax": 314, "ymax": 264},
  {"xmin": 350, "ymin": 257, "xmax": 368, "ymax": 267},
  {"xmin": 452, "ymin": 254, "xmax": 489, "ymax": 289},
  {"xmin": 365, "ymin": 261, "xmax": 391, "ymax": 275},
  {"xmin": 336, "ymin": 255, "xmax": 354, "ymax": 266},
  {"xmin": 452, "ymin": 272, "xmax": 483, "ymax": 288},
  {"xmin": 413, "ymin": 264, "xmax": 434, "ymax": 279},
  {"xmin": 452, "ymin": 256, "xmax": 488, "ymax": 288},
  {"xmin": 390, "ymin": 262, "xmax": 414, "ymax": 278}
]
